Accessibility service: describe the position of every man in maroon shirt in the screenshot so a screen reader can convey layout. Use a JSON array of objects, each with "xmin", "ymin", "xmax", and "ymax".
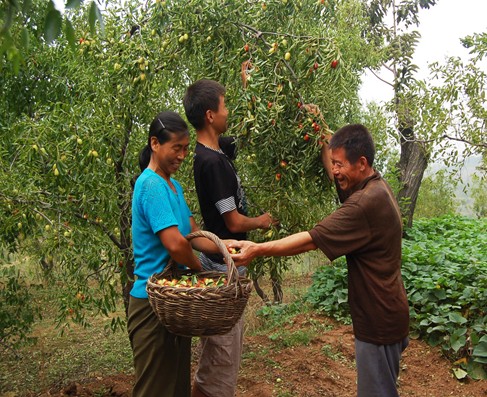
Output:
[{"xmin": 231, "ymin": 124, "xmax": 409, "ymax": 397}]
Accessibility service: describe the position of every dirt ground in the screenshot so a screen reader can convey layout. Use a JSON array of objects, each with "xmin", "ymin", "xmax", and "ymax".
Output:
[{"xmin": 34, "ymin": 312, "xmax": 486, "ymax": 397}]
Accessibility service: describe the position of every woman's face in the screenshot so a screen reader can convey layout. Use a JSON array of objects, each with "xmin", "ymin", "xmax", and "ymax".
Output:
[{"xmin": 151, "ymin": 132, "xmax": 190, "ymax": 179}]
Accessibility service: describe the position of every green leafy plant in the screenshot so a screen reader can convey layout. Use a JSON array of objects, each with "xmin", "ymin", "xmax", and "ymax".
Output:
[
  {"xmin": 255, "ymin": 301, "xmax": 328, "ymax": 349},
  {"xmin": 255, "ymin": 301, "xmax": 307, "ymax": 329},
  {"xmin": 305, "ymin": 257, "xmax": 351, "ymax": 324},
  {"xmin": 403, "ymin": 215, "xmax": 487, "ymax": 380}
]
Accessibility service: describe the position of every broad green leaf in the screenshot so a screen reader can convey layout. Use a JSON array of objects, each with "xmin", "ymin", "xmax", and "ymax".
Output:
[
  {"xmin": 44, "ymin": 9, "xmax": 62, "ymax": 43},
  {"xmin": 430, "ymin": 315, "xmax": 447, "ymax": 324},
  {"xmin": 450, "ymin": 334, "xmax": 466, "ymax": 352},
  {"xmin": 466, "ymin": 360, "xmax": 487, "ymax": 380},
  {"xmin": 6, "ymin": 46, "xmax": 18, "ymax": 61},
  {"xmin": 452, "ymin": 367, "xmax": 468, "ymax": 380},
  {"xmin": 432, "ymin": 288, "xmax": 446, "ymax": 299},
  {"xmin": 66, "ymin": 0, "xmax": 83, "ymax": 9},
  {"xmin": 1, "ymin": 4, "xmax": 15, "ymax": 33},
  {"xmin": 448, "ymin": 312, "xmax": 468, "ymax": 324},
  {"xmin": 10, "ymin": 48, "xmax": 21, "ymax": 75},
  {"xmin": 88, "ymin": 2, "xmax": 97, "ymax": 34},
  {"xmin": 428, "ymin": 325, "xmax": 446, "ymax": 333},
  {"xmin": 472, "ymin": 340, "xmax": 487, "ymax": 358},
  {"xmin": 20, "ymin": 27, "xmax": 29, "ymax": 50},
  {"xmin": 65, "ymin": 19, "xmax": 76, "ymax": 50},
  {"xmin": 22, "ymin": 0, "xmax": 32, "ymax": 13},
  {"xmin": 88, "ymin": 2, "xmax": 105, "ymax": 35}
]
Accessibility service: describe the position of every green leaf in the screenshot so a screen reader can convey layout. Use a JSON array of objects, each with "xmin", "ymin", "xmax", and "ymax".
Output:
[
  {"xmin": 472, "ymin": 340, "xmax": 487, "ymax": 358},
  {"xmin": 450, "ymin": 334, "xmax": 466, "ymax": 353},
  {"xmin": 0, "ymin": 33, "xmax": 13, "ymax": 56},
  {"xmin": 448, "ymin": 312, "xmax": 467, "ymax": 325},
  {"xmin": 88, "ymin": 1, "xmax": 105, "ymax": 35},
  {"xmin": 66, "ymin": 0, "xmax": 83, "ymax": 9},
  {"xmin": 430, "ymin": 315, "xmax": 447, "ymax": 325},
  {"xmin": 452, "ymin": 367, "xmax": 468, "ymax": 380},
  {"xmin": 11, "ymin": 49, "xmax": 21, "ymax": 74},
  {"xmin": 466, "ymin": 360, "xmax": 487, "ymax": 380},
  {"xmin": 20, "ymin": 27, "xmax": 29, "ymax": 50},
  {"xmin": 65, "ymin": 19, "xmax": 76, "ymax": 50},
  {"xmin": 22, "ymin": 0, "xmax": 32, "ymax": 14},
  {"xmin": 44, "ymin": 8, "xmax": 62, "ymax": 43},
  {"xmin": 7, "ymin": 0, "xmax": 19, "ymax": 9},
  {"xmin": 428, "ymin": 325, "xmax": 446, "ymax": 333},
  {"xmin": 1, "ymin": 4, "xmax": 15, "ymax": 35},
  {"xmin": 432, "ymin": 288, "xmax": 446, "ymax": 299},
  {"xmin": 427, "ymin": 332, "xmax": 444, "ymax": 347}
]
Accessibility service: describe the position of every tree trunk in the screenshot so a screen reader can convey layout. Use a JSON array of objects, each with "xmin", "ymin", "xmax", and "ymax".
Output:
[
  {"xmin": 122, "ymin": 270, "xmax": 133, "ymax": 317},
  {"xmin": 251, "ymin": 275, "xmax": 283, "ymax": 304},
  {"xmin": 119, "ymin": 202, "xmax": 134, "ymax": 316},
  {"xmin": 396, "ymin": 126, "xmax": 429, "ymax": 228},
  {"xmin": 118, "ymin": 117, "xmax": 135, "ymax": 316},
  {"xmin": 252, "ymin": 276, "xmax": 270, "ymax": 304},
  {"xmin": 271, "ymin": 277, "xmax": 283, "ymax": 304}
]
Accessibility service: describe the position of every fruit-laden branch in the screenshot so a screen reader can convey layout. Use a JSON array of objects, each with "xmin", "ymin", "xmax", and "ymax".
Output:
[
  {"xmin": 73, "ymin": 213, "xmax": 124, "ymax": 250},
  {"xmin": 235, "ymin": 22, "xmax": 331, "ymax": 42},
  {"xmin": 235, "ymin": 21, "xmax": 334, "ymax": 84},
  {"xmin": 236, "ymin": 22, "xmax": 338, "ymax": 127},
  {"xmin": 0, "ymin": 191, "xmax": 125, "ymax": 250}
]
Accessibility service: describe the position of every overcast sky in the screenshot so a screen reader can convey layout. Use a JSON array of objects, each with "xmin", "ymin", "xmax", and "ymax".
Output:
[{"xmin": 360, "ymin": 0, "xmax": 487, "ymax": 103}]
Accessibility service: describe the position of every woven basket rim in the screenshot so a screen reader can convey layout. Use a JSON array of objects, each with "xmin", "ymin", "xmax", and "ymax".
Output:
[{"xmin": 146, "ymin": 230, "xmax": 253, "ymax": 336}]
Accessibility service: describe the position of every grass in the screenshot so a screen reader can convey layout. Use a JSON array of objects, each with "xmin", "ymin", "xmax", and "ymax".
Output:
[
  {"xmin": 1, "ymin": 306, "xmax": 133, "ymax": 394},
  {"xmin": 321, "ymin": 344, "xmax": 346, "ymax": 362},
  {"xmin": 0, "ymin": 252, "xmax": 133, "ymax": 394},
  {"xmin": 1, "ymin": 251, "xmax": 325, "ymax": 395}
]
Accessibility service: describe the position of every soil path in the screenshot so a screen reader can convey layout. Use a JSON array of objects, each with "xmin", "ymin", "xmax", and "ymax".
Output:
[{"xmin": 37, "ymin": 313, "xmax": 486, "ymax": 397}]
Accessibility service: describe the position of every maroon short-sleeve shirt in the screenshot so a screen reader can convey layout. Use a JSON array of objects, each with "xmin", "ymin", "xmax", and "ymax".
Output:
[{"xmin": 309, "ymin": 172, "xmax": 409, "ymax": 345}]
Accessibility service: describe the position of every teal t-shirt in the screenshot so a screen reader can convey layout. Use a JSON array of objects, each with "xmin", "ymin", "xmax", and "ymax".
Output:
[{"xmin": 130, "ymin": 168, "xmax": 192, "ymax": 299}]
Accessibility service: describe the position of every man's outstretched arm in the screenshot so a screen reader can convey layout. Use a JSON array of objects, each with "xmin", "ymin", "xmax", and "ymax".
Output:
[{"xmin": 229, "ymin": 231, "xmax": 317, "ymax": 267}]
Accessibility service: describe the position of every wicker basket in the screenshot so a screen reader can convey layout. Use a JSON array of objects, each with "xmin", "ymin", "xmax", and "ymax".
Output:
[{"xmin": 146, "ymin": 230, "xmax": 253, "ymax": 337}]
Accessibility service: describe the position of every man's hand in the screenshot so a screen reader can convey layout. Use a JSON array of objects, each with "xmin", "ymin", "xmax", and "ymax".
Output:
[
  {"xmin": 223, "ymin": 240, "xmax": 240, "ymax": 255},
  {"xmin": 259, "ymin": 212, "xmax": 280, "ymax": 230},
  {"xmin": 228, "ymin": 240, "xmax": 258, "ymax": 267}
]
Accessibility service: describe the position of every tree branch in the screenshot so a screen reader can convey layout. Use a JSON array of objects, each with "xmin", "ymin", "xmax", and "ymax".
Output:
[
  {"xmin": 442, "ymin": 134, "xmax": 487, "ymax": 149},
  {"xmin": 366, "ymin": 67, "xmax": 394, "ymax": 88},
  {"xmin": 395, "ymin": 131, "xmax": 487, "ymax": 150}
]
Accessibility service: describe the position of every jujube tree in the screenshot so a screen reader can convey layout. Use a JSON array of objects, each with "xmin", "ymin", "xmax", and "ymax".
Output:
[{"xmin": 1, "ymin": 0, "xmax": 381, "ymax": 342}]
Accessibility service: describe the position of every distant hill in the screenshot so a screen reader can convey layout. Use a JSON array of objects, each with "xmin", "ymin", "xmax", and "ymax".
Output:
[{"xmin": 427, "ymin": 156, "xmax": 482, "ymax": 216}]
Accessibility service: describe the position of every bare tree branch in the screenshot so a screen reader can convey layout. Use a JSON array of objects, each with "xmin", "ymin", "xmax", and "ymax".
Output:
[
  {"xmin": 366, "ymin": 67, "xmax": 394, "ymax": 88},
  {"xmin": 442, "ymin": 134, "xmax": 487, "ymax": 149}
]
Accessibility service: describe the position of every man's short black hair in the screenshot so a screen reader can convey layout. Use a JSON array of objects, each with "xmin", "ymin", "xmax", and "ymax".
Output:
[{"xmin": 329, "ymin": 124, "xmax": 375, "ymax": 166}]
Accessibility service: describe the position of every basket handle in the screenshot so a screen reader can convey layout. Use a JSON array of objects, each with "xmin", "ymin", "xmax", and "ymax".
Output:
[{"xmin": 185, "ymin": 230, "xmax": 240, "ymax": 284}]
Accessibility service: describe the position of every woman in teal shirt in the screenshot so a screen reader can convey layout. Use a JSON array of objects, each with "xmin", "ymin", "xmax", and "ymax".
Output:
[{"xmin": 128, "ymin": 111, "xmax": 217, "ymax": 397}]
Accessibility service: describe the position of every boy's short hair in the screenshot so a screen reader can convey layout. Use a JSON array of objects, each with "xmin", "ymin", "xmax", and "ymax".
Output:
[{"xmin": 183, "ymin": 79, "xmax": 226, "ymax": 130}]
